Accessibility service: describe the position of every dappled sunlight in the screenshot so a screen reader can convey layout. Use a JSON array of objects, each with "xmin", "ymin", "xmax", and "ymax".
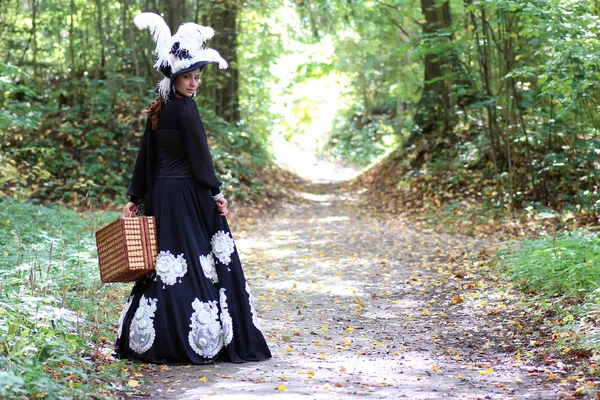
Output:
[
  {"xmin": 298, "ymin": 191, "xmax": 334, "ymax": 202},
  {"xmin": 272, "ymin": 136, "xmax": 361, "ymax": 183},
  {"xmin": 264, "ymin": 248, "xmax": 297, "ymax": 259},
  {"xmin": 315, "ymin": 215, "xmax": 351, "ymax": 224}
]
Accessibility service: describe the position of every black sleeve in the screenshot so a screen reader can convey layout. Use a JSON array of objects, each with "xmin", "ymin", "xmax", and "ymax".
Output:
[
  {"xmin": 180, "ymin": 98, "xmax": 223, "ymax": 195},
  {"xmin": 126, "ymin": 118, "xmax": 151, "ymax": 204}
]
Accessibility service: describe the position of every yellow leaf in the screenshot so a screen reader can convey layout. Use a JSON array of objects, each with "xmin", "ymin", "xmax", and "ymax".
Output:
[
  {"xmin": 3, "ymin": 251, "xmax": 7, "ymax": 256},
  {"xmin": 127, "ymin": 380, "xmax": 140, "ymax": 387},
  {"xmin": 200, "ymin": 376, "xmax": 207, "ymax": 382},
  {"xmin": 346, "ymin": 327, "xmax": 354, "ymax": 331},
  {"xmin": 321, "ymin": 326, "xmax": 328, "ymax": 332},
  {"xmin": 432, "ymin": 365, "xmax": 440, "ymax": 373},
  {"xmin": 319, "ymin": 352, "xmax": 325, "ymax": 360},
  {"xmin": 277, "ymin": 385, "xmax": 287, "ymax": 391}
]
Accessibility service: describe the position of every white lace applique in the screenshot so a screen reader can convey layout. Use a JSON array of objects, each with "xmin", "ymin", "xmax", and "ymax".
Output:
[
  {"xmin": 245, "ymin": 283, "xmax": 261, "ymax": 330},
  {"xmin": 129, "ymin": 295, "xmax": 158, "ymax": 354},
  {"xmin": 210, "ymin": 231, "xmax": 235, "ymax": 265},
  {"xmin": 117, "ymin": 296, "xmax": 133, "ymax": 340},
  {"xmin": 188, "ymin": 299, "xmax": 224, "ymax": 358},
  {"xmin": 199, "ymin": 254, "xmax": 219, "ymax": 283},
  {"xmin": 155, "ymin": 250, "xmax": 188, "ymax": 288},
  {"xmin": 219, "ymin": 288, "xmax": 233, "ymax": 345}
]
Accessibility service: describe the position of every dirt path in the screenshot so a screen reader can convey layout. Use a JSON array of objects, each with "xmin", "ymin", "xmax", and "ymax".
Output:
[{"xmin": 138, "ymin": 182, "xmax": 562, "ymax": 400}]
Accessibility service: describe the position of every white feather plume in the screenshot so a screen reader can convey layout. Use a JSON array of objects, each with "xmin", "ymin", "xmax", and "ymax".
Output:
[
  {"xmin": 194, "ymin": 49, "xmax": 229, "ymax": 69},
  {"xmin": 174, "ymin": 23, "xmax": 215, "ymax": 48},
  {"xmin": 157, "ymin": 77, "xmax": 172, "ymax": 101},
  {"xmin": 134, "ymin": 13, "xmax": 172, "ymax": 70}
]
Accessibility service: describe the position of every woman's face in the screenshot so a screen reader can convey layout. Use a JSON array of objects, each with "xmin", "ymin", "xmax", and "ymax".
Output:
[{"xmin": 174, "ymin": 69, "xmax": 200, "ymax": 97}]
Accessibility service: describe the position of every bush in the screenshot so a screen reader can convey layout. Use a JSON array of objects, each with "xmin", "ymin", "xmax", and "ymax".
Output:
[
  {"xmin": 0, "ymin": 197, "xmax": 135, "ymax": 399},
  {"xmin": 498, "ymin": 230, "xmax": 600, "ymax": 296}
]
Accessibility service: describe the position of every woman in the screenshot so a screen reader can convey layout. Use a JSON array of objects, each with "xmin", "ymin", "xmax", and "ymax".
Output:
[{"xmin": 115, "ymin": 12, "xmax": 271, "ymax": 364}]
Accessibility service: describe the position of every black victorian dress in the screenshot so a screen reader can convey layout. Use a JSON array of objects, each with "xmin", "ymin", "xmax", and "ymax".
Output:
[{"xmin": 114, "ymin": 96, "xmax": 271, "ymax": 364}]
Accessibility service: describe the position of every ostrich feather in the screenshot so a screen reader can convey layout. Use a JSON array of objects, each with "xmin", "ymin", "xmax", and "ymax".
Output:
[
  {"xmin": 174, "ymin": 23, "xmax": 215, "ymax": 49},
  {"xmin": 134, "ymin": 13, "xmax": 172, "ymax": 70},
  {"xmin": 194, "ymin": 48, "xmax": 229, "ymax": 69},
  {"xmin": 157, "ymin": 77, "xmax": 172, "ymax": 101}
]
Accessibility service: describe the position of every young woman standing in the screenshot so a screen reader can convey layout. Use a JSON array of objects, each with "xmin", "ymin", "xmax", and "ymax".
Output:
[{"xmin": 115, "ymin": 12, "xmax": 271, "ymax": 364}]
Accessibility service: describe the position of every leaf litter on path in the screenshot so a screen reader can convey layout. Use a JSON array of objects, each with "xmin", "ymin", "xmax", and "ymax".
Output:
[{"xmin": 139, "ymin": 182, "xmax": 565, "ymax": 399}]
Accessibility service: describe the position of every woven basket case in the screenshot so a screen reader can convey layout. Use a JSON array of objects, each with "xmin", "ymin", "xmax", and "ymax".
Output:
[{"xmin": 95, "ymin": 216, "xmax": 158, "ymax": 283}]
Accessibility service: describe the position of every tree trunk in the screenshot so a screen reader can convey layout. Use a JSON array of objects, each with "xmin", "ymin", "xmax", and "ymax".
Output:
[
  {"xmin": 166, "ymin": 0, "xmax": 186, "ymax": 31},
  {"xmin": 94, "ymin": 0, "xmax": 106, "ymax": 75},
  {"xmin": 414, "ymin": 0, "xmax": 453, "ymax": 136},
  {"xmin": 30, "ymin": 0, "xmax": 39, "ymax": 79},
  {"xmin": 69, "ymin": 0, "xmax": 76, "ymax": 72},
  {"xmin": 205, "ymin": 0, "xmax": 240, "ymax": 123}
]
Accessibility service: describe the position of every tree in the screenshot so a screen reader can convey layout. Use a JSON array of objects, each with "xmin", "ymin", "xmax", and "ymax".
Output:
[{"xmin": 414, "ymin": 0, "xmax": 453, "ymax": 136}]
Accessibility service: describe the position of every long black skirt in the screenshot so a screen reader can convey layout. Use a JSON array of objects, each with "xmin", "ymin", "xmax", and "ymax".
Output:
[{"xmin": 115, "ymin": 177, "xmax": 271, "ymax": 364}]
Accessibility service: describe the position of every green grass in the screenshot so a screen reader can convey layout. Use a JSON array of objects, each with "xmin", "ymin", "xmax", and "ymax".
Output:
[
  {"xmin": 496, "ymin": 229, "xmax": 600, "ymax": 362},
  {"xmin": 499, "ymin": 230, "xmax": 600, "ymax": 296},
  {"xmin": 0, "ymin": 197, "xmax": 138, "ymax": 399}
]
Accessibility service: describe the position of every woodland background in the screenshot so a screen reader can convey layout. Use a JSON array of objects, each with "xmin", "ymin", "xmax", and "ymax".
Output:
[
  {"xmin": 1, "ymin": 0, "xmax": 599, "ymax": 213},
  {"xmin": 1, "ymin": 0, "xmax": 600, "ymax": 398}
]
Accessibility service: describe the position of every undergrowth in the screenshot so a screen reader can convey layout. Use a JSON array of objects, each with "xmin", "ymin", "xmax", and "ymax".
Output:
[
  {"xmin": 496, "ymin": 229, "xmax": 600, "ymax": 364},
  {"xmin": 1, "ymin": 75, "xmax": 274, "ymax": 208},
  {"xmin": 0, "ymin": 197, "xmax": 136, "ymax": 399}
]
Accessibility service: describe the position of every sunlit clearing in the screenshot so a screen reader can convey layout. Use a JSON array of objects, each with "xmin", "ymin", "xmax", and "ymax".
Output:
[{"xmin": 267, "ymin": 24, "xmax": 361, "ymax": 182}]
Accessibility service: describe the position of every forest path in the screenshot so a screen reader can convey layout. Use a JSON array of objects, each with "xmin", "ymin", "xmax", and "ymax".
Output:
[{"xmin": 141, "ymin": 180, "xmax": 561, "ymax": 400}]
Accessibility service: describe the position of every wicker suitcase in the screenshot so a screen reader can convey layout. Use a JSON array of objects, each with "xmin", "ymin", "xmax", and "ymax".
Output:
[{"xmin": 95, "ymin": 216, "xmax": 158, "ymax": 283}]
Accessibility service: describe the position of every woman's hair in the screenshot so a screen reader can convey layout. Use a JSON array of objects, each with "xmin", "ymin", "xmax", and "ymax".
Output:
[{"xmin": 142, "ymin": 96, "xmax": 162, "ymax": 130}]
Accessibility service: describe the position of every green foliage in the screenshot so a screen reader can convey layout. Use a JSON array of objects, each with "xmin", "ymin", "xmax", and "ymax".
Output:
[
  {"xmin": 326, "ymin": 104, "xmax": 406, "ymax": 167},
  {"xmin": 0, "ymin": 197, "xmax": 135, "ymax": 399},
  {"xmin": 1, "ymin": 75, "xmax": 273, "ymax": 206},
  {"xmin": 290, "ymin": 0, "xmax": 599, "ymax": 214},
  {"xmin": 496, "ymin": 229, "xmax": 600, "ymax": 359},
  {"xmin": 0, "ymin": 0, "xmax": 277, "ymax": 207},
  {"xmin": 499, "ymin": 230, "xmax": 600, "ymax": 296}
]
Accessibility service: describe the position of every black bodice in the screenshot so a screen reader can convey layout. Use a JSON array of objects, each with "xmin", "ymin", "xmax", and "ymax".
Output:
[{"xmin": 155, "ymin": 129, "xmax": 192, "ymax": 178}]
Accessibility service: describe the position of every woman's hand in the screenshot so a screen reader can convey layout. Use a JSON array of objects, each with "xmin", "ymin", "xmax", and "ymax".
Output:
[
  {"xmin": 123, "ymin": 202, "xmax": 138, "ymax": 217},
  {"xmin": 216, "ymin": 198, "xmax": 229, "ymax": 216}
]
